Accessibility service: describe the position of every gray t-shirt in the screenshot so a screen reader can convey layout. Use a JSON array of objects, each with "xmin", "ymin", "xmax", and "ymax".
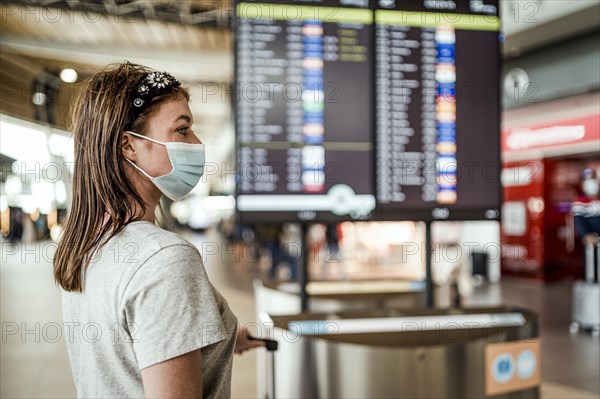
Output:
[{"xmin": 62, "ymin": 221, "xmax": 238, "ymax": 398}]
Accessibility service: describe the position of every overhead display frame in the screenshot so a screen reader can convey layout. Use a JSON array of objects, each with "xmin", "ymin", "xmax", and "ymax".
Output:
[
  {"xmin": 234, "ymin": 0, "xmax": 377, "ymax": 223},
  {"xmin": 374, "ymin": 0, "xmax": 502, "ymax": 221},
  {"xmin": 234, "ymin": 0, "xmax": 502, "ymax": 223}
]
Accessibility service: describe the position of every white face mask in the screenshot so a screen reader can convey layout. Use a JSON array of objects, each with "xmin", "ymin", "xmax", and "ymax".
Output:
[
  {"xmin": 583, "ymin": 179, "xmax": 599, "ymax": 197},
  {"xmin": 124, "ymin": 131, "xmax": 205, "ymax": 201}
]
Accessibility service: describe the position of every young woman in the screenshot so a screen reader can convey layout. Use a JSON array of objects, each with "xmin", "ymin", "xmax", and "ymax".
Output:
[{"xmin": 53, "ymin": 62, "xmax": 263, "ymax": 398}]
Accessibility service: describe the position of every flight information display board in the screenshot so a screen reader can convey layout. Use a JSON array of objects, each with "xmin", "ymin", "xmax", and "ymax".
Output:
[
  {"xmin": 235, "ymin": 0, "xmax": 502, "ymax": 222},
  {"xmin": 235, "ymin": 0, "xmax": 376, "ymax": 222},
  {"xmin": 374, "ymin": 0, "xmax": 501, "ymax": 220}
]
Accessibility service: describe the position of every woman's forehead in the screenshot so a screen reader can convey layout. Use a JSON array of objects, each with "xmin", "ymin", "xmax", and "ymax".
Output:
[{"xmin": 151, "ymin": 97, "xmax": 193, "ymax": 123}]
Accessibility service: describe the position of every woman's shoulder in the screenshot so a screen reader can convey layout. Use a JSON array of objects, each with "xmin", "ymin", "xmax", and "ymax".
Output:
[
  {"xmin": 115, "ymin": 223, "xmax": 211, "ymax": 299},
  {"xmin": 81, "ymin": 222, "xmax": 204, "ymax": 301},
  {"xmin": 115, "ymin": 221, "xmax": 199, "ymax": 259}
]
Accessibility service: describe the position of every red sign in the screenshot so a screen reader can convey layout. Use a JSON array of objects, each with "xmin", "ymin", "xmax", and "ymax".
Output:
[{"xmin": 502, "ymin": 114, "xmax": 600, "ymax": 153}]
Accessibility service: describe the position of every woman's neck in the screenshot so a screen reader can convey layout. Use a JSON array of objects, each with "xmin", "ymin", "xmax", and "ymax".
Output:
[
  {"xmin": 139, "ymin": 201, "xmax": 158, "ymax": 223},
  {"xmin": 100, "ymin": 195, "xmax": 159, "ymax": 228},
  {"xmin": 115, "ymin": 161, "xmax": 163, "ymax": 225}
]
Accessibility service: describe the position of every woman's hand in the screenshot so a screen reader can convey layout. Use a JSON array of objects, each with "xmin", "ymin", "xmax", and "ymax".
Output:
[
  {"xmin": 234, "ymin": 326, "xmax": 266, "ymax": 355},
  {"xmin": 583, "ymin": 233, "xmax": 599, "ymax": 246}
]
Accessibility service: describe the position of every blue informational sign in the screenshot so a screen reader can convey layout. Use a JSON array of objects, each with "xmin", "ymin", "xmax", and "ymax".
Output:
[
  {"xmin": 492, "ymin": 353, "xmax": 515, "ymax": 384},
  {"xmin": 516, "ymin": 350, "xmax": 537, "ymax": 380}
]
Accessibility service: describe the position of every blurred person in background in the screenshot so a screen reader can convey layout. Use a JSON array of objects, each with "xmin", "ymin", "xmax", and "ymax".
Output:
[
  {"xmin": 572, "ymin": 168, "xmax": 600, "ymax": 281},
  {"xmin": 280, "ymin": 223, "xmax": 300, "ymax": 281},
  {"xmin": 255, "ymin": 224, "xmax": 283, "ymax": 280},
  {"xmin": 6, "ymin": 206, "xmax": 24, "ymax": 243},
  {"xmin": 53, "ymin": 62, "xmax": 263, "ymax": 399},
  {"xmin": 573, "ymin": 168, "xmax": 600, "ymax": 245},
  {"xmin": 325, "ymin": 223, "xmax": 340, "ymax": 262}
]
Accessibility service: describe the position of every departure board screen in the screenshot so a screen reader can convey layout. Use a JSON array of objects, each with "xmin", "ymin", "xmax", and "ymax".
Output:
[
  {"xmin": 375, "ymin": 0, "xmax": 502, "ymax": 220},
  {"xmin": 235, "ymin": 0, "xmax": 376, "ymax": 222},
  {"xmin": 235, "ymin": 0, "xmax": 502, "ymax": 222}
]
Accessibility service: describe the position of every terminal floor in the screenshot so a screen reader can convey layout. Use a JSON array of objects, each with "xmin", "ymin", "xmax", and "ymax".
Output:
[{"xmin": 1, "ymin": 232, "xmax": 599, "ymax": 398}]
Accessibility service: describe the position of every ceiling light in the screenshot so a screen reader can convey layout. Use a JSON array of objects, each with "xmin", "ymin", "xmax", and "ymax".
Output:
[
  {"xmin": 60, "ymin": 68, "xmax": 78, "ymax": 83},
  {"xmin": 32, "ymin": 92, "xmax": 46, "ymax": 106}
]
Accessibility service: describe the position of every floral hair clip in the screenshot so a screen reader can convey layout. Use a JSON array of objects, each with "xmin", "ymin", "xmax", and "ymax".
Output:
[{"xmin": 132, "ymin": 71, "xmax": 181, "ymax": 110}]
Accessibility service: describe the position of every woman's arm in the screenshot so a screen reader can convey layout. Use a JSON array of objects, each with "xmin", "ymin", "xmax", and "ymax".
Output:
[{"xmin": 141, "ymin": 349, "xmax": 202, "ymax": 398}]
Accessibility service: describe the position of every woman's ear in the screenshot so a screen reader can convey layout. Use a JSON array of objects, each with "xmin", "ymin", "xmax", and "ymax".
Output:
[{"xmin": 122, "ymin": 131, "xmax": 136, "ymax": 161}]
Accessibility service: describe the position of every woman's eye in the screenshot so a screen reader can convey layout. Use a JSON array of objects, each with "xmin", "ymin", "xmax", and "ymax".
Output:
[{"xmin": 177, "ymin": 127, "xmax": 188, "ymax": 135}]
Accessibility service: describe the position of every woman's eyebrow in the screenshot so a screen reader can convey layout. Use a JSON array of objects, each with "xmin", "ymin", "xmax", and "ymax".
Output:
[{"xmin": 173, "ymin": 115, "xmax": 192, "ymax": 123}]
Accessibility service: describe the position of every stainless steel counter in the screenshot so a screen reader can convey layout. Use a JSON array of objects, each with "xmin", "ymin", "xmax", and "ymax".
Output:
[{"xmin": 255, "ymin": 281, "xmax": 540, "ymax": 399}]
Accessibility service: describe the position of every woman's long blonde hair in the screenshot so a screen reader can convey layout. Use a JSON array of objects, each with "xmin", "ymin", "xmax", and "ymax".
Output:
[{"xmin": 54, "ymin": 62, "xmax": 188, "ymax": 292}]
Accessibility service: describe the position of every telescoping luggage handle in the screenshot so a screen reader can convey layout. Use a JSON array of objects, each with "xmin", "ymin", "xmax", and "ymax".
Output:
[
  {"xmin": 249, "ymin": 336, "xmax": 278, "ymax": 351},
  {"xmin": 249, "ymin": 336, "xmax": 278, "ymax": 399}
]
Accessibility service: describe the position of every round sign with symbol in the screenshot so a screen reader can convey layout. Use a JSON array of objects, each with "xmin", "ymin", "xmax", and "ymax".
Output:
[
  {"xmin": 492, "ymin": 353, "xmax": 515, "ymax": 384},
  {"xmin": 328, "ymin": 184, "xmax": 355, "ymax": 216},
  {"xmin": 517, "ymin": 350, "xmax": 536, "ymax": 380}
]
